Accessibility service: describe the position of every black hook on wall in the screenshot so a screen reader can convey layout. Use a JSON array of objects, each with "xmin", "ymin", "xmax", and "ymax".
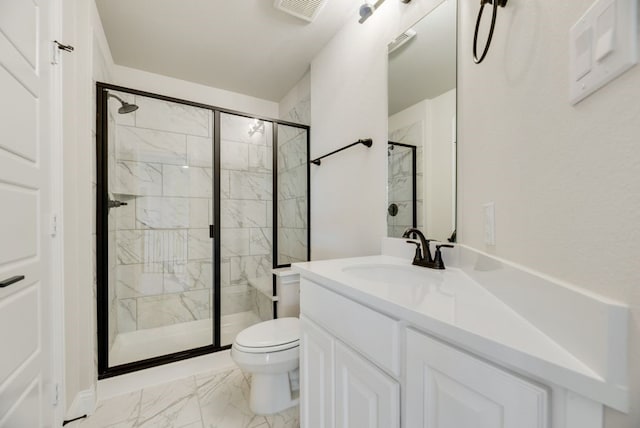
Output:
[{"xmin": 473, "ymin": 0, "xmax": 507, "ymax": 64}]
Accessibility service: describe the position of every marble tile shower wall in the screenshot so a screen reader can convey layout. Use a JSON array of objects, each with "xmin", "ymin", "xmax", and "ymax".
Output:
[
  {"xmin": 388, "ymin": 121, "xmax": 424, "ymax": 238},
  {"xmin": 107, "ymin": 99, "xmax": 119, "ymax": 351},
  {"xmin": 220, "ymin": 114, "xmax": 273, "ymax": 321},
  {"xmin": 278, "ymin": 92, "xmax": 310, "ymax": 265},
  {"xmin": 277, "ymin": 125, "xmax": 308, "ymax": 265},
  {"xmin": 111, "ymin": 95, "xmax": 215, "ymax": 335}
]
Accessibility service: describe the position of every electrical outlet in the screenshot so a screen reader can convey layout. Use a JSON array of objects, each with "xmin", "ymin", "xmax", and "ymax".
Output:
[{"xmin": 483, "ymin": 203, "xmax": 495, "ymax": 246}]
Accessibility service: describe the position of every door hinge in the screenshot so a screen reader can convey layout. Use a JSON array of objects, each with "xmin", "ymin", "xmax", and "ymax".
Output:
[
  {"xmin": 51, "ymin": 40, "xmax": 74, "ymax": 65},
  {"xmin": 209, "ymin": 225, "xmax": 215, "ymax": 239},
  {"xmin": 50, "ymin": 213, "xmax": 58, "ymax": 237},
  {"xmin": 51, "ymin": 383, "xmax": 60, "ymax": 406}
]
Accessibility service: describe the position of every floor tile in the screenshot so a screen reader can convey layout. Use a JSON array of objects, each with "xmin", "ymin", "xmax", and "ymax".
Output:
[
  {"xmin": 136, "ymin": 377, "xmax": 202, "ymax": 427},
  {"xmin": 197, "ymin": 369, "xmax": 268, "ymax": 428},
  {"xmin": 78, "ymin": 391, "xmax": 141, "ymax": 427},
  {"xmin": 77, "ymin": 368, "xmax": 298, "ymax": 428},
  {"xmin": 265, "ymin": 405, "xmax": 300, "ymax": 428},
  {"xmin": 177, "ymin": 421, "xmax": 204, "ymax": 428}
]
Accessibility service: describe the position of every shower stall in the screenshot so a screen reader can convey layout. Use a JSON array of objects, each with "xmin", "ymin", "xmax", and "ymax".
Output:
[{"xmin": 96, "ymin": 83, "xmax": 310, "ymax": 377}]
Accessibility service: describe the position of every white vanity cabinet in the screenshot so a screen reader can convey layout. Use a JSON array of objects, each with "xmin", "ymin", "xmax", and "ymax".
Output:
[
  {"xmin": 294, "ymin": 253, "xmax": 627, "ymax": 428},
  {"xmin": 334, "ymin": 341, "xmax": 400, "ymax": 428},
  {"xmin": 300, "ymin": 278, "xmax": 548, "ymax": 428},
  {"xmin": 405, "ymin": 328, "xmax": 548, "ymax": 428},
  {"xmin": 300, "ymin": 316, "xmax": 335, "ymax": 428},
  {"xmin": 300, "ymin": 276, "xmax": 401, "ymax": 428},
  {"xmin": 300, "ymin": 316, "xmax": 400, "ymax": 428}
]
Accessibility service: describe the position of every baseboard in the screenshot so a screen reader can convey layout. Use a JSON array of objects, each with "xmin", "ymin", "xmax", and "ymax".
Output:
[{"xmin": 66, "ymin": 388, "xmax": 96, "ymax": 420}]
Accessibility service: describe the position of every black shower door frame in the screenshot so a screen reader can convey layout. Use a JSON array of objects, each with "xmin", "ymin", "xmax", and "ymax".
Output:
[
  {"xmin": 96, "ymin": 82, "xmax": 311, "ymax": 379},
  {"xmin": 388, "ymin": 141, "xmax": 417, "ymax": 230}
]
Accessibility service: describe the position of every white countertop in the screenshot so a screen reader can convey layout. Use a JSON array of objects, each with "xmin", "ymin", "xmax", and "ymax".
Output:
[{"xmin": 292, "ymin": 253, "xmax": 628, "ymax": 412}]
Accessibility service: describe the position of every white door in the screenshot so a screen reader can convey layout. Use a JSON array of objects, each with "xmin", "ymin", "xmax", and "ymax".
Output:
[
  {"xmin": 0, "ymin": 0, "xmax": 55, "ymax": 426},
  {"xmin": 300, "ymin": 316, "xmax": 335, "ymax": 428},
  {"xmin": 405, "ymin": 329, "xmax": 548, "ymax": 428},
  {"xmin": 335, "ymin": 341, "xmax": 399, "ymax": 428}
]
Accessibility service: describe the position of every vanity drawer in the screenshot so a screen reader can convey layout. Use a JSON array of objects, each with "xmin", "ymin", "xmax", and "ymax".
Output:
[{"xmin": 300, "ymin": 277, "xmax": 401, "ymax": 377}]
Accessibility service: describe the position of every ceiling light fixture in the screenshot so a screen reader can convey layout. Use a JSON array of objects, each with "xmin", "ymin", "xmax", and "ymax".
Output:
[
  {"xmin": 359, "ymin": 0, "xmax": 412, "ymax": 24},
  {"xmin": 248, "ymin": 119, "xmax": 265, "ymax": 137}
]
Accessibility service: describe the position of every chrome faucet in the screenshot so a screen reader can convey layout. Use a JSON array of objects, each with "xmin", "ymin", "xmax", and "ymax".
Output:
[{"xmin": 402, "ymin": 228, "xmax": 453, "ymax": 270}]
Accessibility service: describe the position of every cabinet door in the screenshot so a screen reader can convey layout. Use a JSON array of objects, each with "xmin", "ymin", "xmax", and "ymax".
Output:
[
  {"xmin": 301, "ymin": 315, "xmax": 335, "ymax": 428},
  {"xmin": 335, "ymin": 342, "xmax": 400, "ymax": 428},
  {"xmin": 406, "ymin": 329, "xmax": 548, "ymax": 428}
]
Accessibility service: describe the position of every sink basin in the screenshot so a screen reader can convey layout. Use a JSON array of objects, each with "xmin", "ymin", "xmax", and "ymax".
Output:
[{"xmin": 342, "ymin": 263, "xmax": 442, "ymax": 287}]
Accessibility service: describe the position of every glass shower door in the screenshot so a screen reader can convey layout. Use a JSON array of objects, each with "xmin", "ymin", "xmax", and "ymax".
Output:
[
  {"xmin": 104, "ymin": 89, "xmax": 215, "ymax": 367},
  {"xmin": 276, "ymin": 124, "xmax": 309, "ymax": 266},
  {"xmin": 219, "ymin": 112, "xmax": 274, "ymax": 347}
]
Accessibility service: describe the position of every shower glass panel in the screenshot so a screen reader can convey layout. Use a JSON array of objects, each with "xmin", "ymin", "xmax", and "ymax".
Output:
[
  {"xmin": 104, "ymin": 89, "xmax": 215, "ymax": 367},
  {"xmin": 219, "ymin": 113, "xmax": 274, "ymax": 347},
  {"xmin": 98, "ymin": 83, "xmax": 310, "ymax": 377},
  {"xmin": 387, "ymin": 142, "xmax": 417, "ymax": 238},
  {"xmin": 276, "ymin": 124, "xmax": 309, "ymax": 266}
]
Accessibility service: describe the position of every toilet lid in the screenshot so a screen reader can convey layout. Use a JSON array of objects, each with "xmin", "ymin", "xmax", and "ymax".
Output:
[{"xmin": 235, "ymin": 317, "xmax": 300, "ymax": 350}]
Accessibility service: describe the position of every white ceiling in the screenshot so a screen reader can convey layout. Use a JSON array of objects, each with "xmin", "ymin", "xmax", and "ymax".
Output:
[
  {"xmin": 388, "ymin": 0, "xmax": 456, "ymax": 115},
  {"xmin": 95, "ymin": 0, "xmax": 360, "ymax": 102}
]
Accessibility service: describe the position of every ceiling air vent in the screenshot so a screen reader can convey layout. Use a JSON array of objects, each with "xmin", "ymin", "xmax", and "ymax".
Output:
[
  {"xmin": 388, "ymin": 29, "xmax": 417, "ymax": 54},
  {"xmin": 274, "ymin": 0, "xmax": 328, "ymax": 23}
]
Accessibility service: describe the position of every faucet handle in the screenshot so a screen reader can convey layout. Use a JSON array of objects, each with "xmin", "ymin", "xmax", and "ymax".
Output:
[
  {"xmin": 433, "ymin": 244, "xmax": 454, "ymax": 270},
  {"xmin": 405, "ymin": 240, "xmax": 423, "ymax": 263},
  {"xmin": 436, "ymin": 244, "xmax": 454, "ymax": 250}
]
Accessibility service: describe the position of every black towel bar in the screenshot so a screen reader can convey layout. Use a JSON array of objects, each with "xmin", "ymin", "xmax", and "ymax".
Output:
[{"xmin": 310, "ymin": 138, "xmax": 373, "ymax": 166}]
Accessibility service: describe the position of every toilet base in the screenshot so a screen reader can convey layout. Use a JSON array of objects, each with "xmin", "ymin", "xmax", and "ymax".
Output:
[{"xmin": 249, "ymin": 369, "xmax": 299, "ymax": 415}]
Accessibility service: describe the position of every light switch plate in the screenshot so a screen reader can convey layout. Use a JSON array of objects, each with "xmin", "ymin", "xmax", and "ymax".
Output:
[{"xmin": 569, "ymin": 0, "xmax": 637, "ymax": 104}]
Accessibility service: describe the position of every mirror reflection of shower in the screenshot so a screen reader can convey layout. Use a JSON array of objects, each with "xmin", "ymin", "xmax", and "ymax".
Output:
[{"xmin": 108, "ymin": 93, "xmax": 139, "ymax": 114}]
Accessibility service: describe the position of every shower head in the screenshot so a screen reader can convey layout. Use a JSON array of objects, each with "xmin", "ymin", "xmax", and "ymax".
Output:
[{"xmin": 108, "ymin": 93, "xmax": 139, "ymax": 114}]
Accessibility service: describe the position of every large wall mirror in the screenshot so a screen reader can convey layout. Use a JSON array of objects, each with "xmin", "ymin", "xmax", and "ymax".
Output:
[{"xmin": 387, "ymin": 0, "xmax": 456, "ymax": 242}]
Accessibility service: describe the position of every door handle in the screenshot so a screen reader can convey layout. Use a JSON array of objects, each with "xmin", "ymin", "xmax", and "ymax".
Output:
[{"xmin": 0, "ymin": 275, "xmax": 25, "ymax": 288}]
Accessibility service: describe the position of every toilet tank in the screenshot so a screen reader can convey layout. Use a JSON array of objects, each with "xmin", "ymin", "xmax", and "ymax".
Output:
[{"xmin": 274, "ymin": 269, "xmax": 300, "ymax": 318}]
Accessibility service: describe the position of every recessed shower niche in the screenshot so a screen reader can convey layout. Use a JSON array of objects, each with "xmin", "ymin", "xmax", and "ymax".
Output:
[{"xmin": 96, "ymin": 83, "xmax": 310, "ymax": 377}]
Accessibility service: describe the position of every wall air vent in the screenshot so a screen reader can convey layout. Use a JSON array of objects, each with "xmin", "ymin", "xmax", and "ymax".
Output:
[
  {"xmin": 388, "ymin": 29, "xmax": 417, "ymax": 53},
  {"xmin": 274, "ymin": 0, "xmax": 328, "ymax": 23}
]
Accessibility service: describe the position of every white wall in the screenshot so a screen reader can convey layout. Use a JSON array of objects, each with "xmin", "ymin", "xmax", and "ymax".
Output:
[
  {"xmin": 62, "ymin": 0, "xmax": 112, "ymax": 413},
  {"xmin": 310, "ymin": 0, "xmax": 446, "ymax": 260},
  {"xmin": 112, "ymin": 66, "xmax": 278, "ymax": 119},
  {"xmin": 311, "ymin": 0, "xmax": 639, "ymax": 425},
  {"xmin": 426, "ymin": 88, "xmax": 455, "ymax": 242},
  {"xmin": 457, "ymin": 2, "xmax": 640, "ymax": 426}
]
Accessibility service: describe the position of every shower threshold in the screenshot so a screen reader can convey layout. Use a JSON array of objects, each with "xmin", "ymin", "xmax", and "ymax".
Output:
[{"xmin": 109, "ymin": 311, "xmax": 262, "ymax": 367}]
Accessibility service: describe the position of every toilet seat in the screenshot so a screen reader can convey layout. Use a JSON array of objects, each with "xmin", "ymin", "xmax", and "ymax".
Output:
[
  {"xmin": 234, "ymin": 317, "xmax": 300, "ymax": 354},
  {"xmin": 233, "ymin": 339, "xmax": 299, "ymax": 354}
]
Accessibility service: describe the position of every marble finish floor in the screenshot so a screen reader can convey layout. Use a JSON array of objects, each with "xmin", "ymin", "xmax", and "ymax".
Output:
[{"xmin": 71, "ymin": 368, "xmax": 299, "ymax": 428}]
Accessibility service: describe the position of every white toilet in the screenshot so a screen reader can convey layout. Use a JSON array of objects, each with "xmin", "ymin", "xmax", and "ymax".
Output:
[{"xmin": 231, "ymin": 271, "xmax": 301, "ymax": 415}]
